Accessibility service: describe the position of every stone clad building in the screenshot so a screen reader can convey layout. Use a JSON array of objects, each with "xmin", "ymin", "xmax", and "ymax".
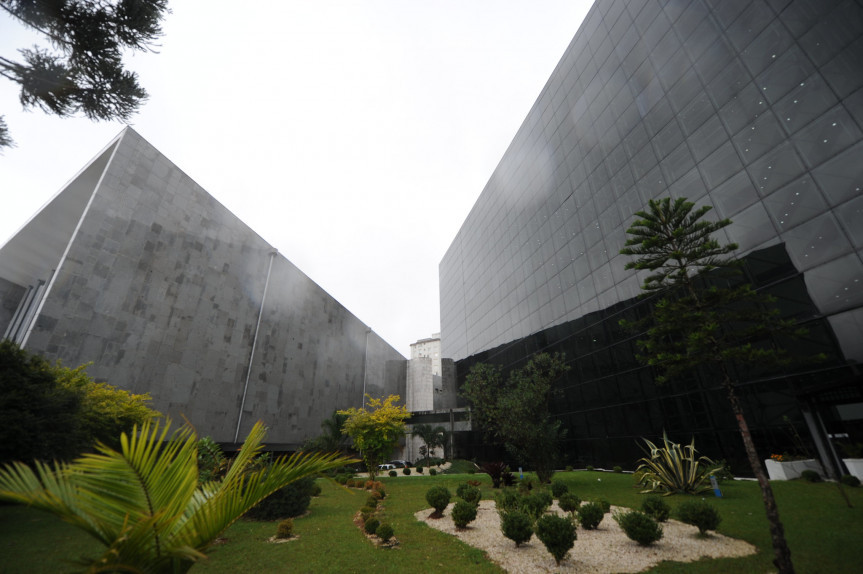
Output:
[
  {"xmin": 440, "ymin": 0, "xmax": 863, "ymax": 476},
  {"xmin": 0, "ymin": 128, "xmax": 406, "ymax": 449}
]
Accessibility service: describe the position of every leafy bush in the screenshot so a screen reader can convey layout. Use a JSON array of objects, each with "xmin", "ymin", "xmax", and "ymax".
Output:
[
  {"xmin": 614, "ymin": 510, "xmax": 663, "ymax": 545},
  {"xmin": 613, "ymin": 466, "xmax": 623, "ymax": 473},
  {"xmin": 641, "ymin": 496, "xmax": 670, "ymax": 522},
  {"xmin": 425, "ymin": 486, "xmax": 451, "ymax": 517},
  {"xmin": 677, "ymin": 500, "xmax": 722, "ymax": 535},
  {"xmin": 800, "ymin": 469, "xmax": 821, "ymax": 483},
  {"xmin": 586, "ymin": 465, "xmax": 595, "ymax": 471},
  {"xmin": 335, "ymin": 473, "xmax": 351, "ymax": 485},
  {"xmin": 841, "ymin": 474, "xmax": 860, "ymax": 487},
  {"xmin": 376, "ymin": 522, "xmax": 394, "ymax": 542},
  {"xmin": 416, "ymin": 465, "xmax": 423, "ymax": 473},
  {"xmin": 364, "ymin": 516, "xmax": 380, "ymax": 535},
  {"xmin": 311, "ymin": 482, "xmax": 322, "ymax": 497},
  {"xmin": 635, "ymin": 433, "xmax": 716, "ymax": 495},
  {"xmin": 480, "ymin": 462, "xmax": 509, "ymax": 488},
  {"xmin": 366, "ymin": 495, "xmax": 378, "ymax": 508},
  {"xmin": 370, "ymin": 489, "xmax": 383, "ymax": 501},
  {"xmin": 558, "ymin": 492, "xmax": 581, "ymax": 513},
  {"xmin": 500, "ymin": 510, "xmax": 533, "ymax": 547},
  {"xmin": 429, "ymin": 468, "xmax": 437, "ymax": 476},
  {"xmin": 373, "ymin": 485, "xmax": 386, "ymax": 499},
  {"xmin": 388, "ymin": 470, "xmax": 397, "ymax": 477},
  {"xmin": 577, "ymin": 501, "xmax": 604, "ymax": 530},
  {"xmin": 456, "ymin": 483, "xmax": 482, "ymax": 506},
  {"xmin": 565, "ymin": 465, "xmax": 573, "ymax": 472},
  {"xmin": 535, "ymin": 514, "xmax": 577, "ymax": 565},
  {"xmin": 245, "ymin": 475, "xmax": 314, "ymax": 520},
  {"xmin": 517, "ymin": 479, "xmax": 534, "ymax": 494},
  {"xmin": 402, "ymin": 467, "xmax": 411, "ymax": 475},
  {"xmin": 452, "ymin": 499, "xmax": 479, "ymax": 529},
  {"xmin": 275, "ymin": 518, "xmax": 294, "ymax": 539},
  {"xmin": 550, "ymin": 480, "xmax": 568, "ymax": 498}
]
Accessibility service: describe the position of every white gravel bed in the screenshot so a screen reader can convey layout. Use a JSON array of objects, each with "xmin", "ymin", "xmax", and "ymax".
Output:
[{"xmin": 415, "ymin": 500, "xmax": 756, "ymax": 573}]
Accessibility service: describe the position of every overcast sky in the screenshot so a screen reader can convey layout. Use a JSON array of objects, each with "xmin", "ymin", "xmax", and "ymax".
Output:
[{"xmin": 0, "ymin": 1, "xmax": 593, "ymax": 357}]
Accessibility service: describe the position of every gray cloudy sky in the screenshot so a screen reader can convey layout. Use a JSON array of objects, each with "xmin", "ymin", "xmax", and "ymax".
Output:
[{"xmin": 0, "ymin": 1, "xmax": 592, "ymax": 357}]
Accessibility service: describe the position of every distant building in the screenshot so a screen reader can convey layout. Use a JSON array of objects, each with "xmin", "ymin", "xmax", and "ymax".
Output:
[
  {"xmin": 440, "ymin": 0, "xmax": 863, "ymax": 476},
  {"xmin": 0, "ymin": 128, "xmax": 406, "ymax": 449},
  {"xmin": 403, "ymin": 333, "xmax": 468, "ymax": 462}
]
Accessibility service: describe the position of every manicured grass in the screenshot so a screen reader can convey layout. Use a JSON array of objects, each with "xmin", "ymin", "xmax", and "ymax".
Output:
[{"xmin": 2, "ymin": 471, "xmax": 861, "ymax": 573}]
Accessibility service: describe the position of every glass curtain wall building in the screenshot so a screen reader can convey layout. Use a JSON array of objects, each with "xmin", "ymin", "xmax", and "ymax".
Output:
[{"xmin": 440, "ymin": 0, "xmax": 863, "ymax": 475}]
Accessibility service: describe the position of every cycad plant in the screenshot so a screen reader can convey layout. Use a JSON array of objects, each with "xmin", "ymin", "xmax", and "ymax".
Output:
[
  {"xmin": 0, "ymin": 420, "xmax": 352, "ymax": 573},
  {"xmin": 634, "ymin": 432, "xmax": 715, "ymax": 495}
]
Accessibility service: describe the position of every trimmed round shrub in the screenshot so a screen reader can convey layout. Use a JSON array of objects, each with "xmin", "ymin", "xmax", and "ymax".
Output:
[
  {"xmin": 425, "ymin": 486, "xmax": 452, "ymax": 517},
  {"xmin": 841, "ymin": 474, "xmax": 861, "ymax": 487},
  {"xmin": 346, "ymin": 479, "xmax": 356, "ymax": 488},
  {"xmin": 595, "ymin": 498, "xmax": 611, "ymax": 513},
  {"xmin": 359, "ymin": 505, "xmax": 376, "ymax": 522},
  {"xmin": 550, "ymin": 480, "xmax": 568, "ymax": 498},
  {"xmin": 364, "ymin": 516, "xmax": 380, "ymax": 535},
  {"xmin": 376, "ymin": 522, "xmax": 394, "ymax": 542},
  {"xmin": 500, "ymin": 510, "xmax": 533, "ymax": 547},
  {"xmin": 577, "ymin": 501, "xmax": 604, "ymax": 530},
  {"xmin": 535, "ymin": 514, "xmax": 577, "ymax": 565},
  {"xmin": 364, "ymin": 480, "xmax": 375, "ymax": 490},
  {"xmin": 366, "ymin": 495, "xmax": 379, "ymax": 508},
  {"xmin": 275, "ymin": 518, "xmax": 294, "ymax": 539},
  {"xmin": 388, "ymin": 470, "xmax": 397, "ymax": 477},
  {"xmin": 429, "ymin": 468, "xmax": 437, "ymax": 476},
  {"xmin": 613, "ymin": 466, "xmax": 623, "ymax": 473},
  {"xmin": 565, "ymin": 465, "xmax": 574, "ymax": 472},
  {"xmin": 677, "ymin": 500, "xmax": 722, "ymax": 535},
  {"xmin": 641, "ymin": 496, "xmax": 671, "ymax": 522},
  {"xmin": 586, "ymin": 465, "xmax": 595, "ymax": 471},
  {"xmin": 614, "ymin": 510, "xmax": 663, "ymax": 545},
  {"xmin": 558, "ymin": 492, "xmax": 581, "ymax": 513},
  {"xmin": 335, "ymin": 474, "xmax": 350, "ymax": 485},
  {"xmin": 403, "ymin": 467, "xmax": 411, "ymax": 475},
  {"xmin": 452, "ymin": 499, "xmax": 479, "ymax": 529},
  {"xmin": 416, "ymin": 465, "xmax": 424, "ymax": 473},
  {"xmin": 800, "ymin": 469, "xmax": 821, "ymax": 482},
  {"xmin": 370, "ymin": 489, "xmax": 383, "ymax": 501},
  {"xmin": 519, "ymin": 490, "xmax": 552, "ymax": 520},
  {"xmin": 245, "ymin": 475, "xmax": 314, "ymax": 520},
  {"xmin": 457, "ymin": 483, "xmax": 482, "ymax": 506},
  {"xmin": 495, "ymin": 488, "xmax": 521, "ymax": 513},
  {"xmin": 311, "ymin": 482, "xmax": 322, "ymax": 497}
]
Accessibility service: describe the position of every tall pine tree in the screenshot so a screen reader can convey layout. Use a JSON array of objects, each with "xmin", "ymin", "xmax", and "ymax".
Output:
[
  {"xmin": 0, "ymin": 0, "xmax": 168, "ymax": 148},
  {"xmin": 620, "ymin": 197, "xmax": 810, "ymax": 574}
]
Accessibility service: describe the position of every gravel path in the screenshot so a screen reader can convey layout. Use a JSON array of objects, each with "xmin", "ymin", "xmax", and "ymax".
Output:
[{"xmin": 415, "ymin": 500, "xmax": 756, "ymax": 573}]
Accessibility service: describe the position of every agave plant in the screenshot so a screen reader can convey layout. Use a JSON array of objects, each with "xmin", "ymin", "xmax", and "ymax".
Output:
[
  {"xmin": 0, "ymin": 420, "xmax": 353, "ymax": 573},
  {"xmin": 634, "ymin": 432, "xmax": 715, "ymax": 495}
]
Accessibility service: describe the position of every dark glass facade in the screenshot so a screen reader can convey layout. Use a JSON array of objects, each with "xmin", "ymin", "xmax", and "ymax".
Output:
[{"xmin": 440, "ymin": 0, "xmax": 863, "ymax": 475}]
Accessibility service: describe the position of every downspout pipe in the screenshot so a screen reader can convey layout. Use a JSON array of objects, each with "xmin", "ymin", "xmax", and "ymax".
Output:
[{"xmin": 234, "ymin": 250, "xmax": 277, "ymax": 443}]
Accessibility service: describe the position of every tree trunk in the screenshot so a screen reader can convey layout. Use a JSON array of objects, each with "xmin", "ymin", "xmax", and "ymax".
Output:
[{"xmin": 724, "ymin": 377, "xmax": 795, "ymax": 574}]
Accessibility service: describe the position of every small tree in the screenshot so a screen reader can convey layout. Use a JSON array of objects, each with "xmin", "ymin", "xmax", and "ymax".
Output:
[
  {"xmin": 620, "ymin": 197, "xmax": 818, "ymax": 574},
  {"xmin": 413, "ymin": 423, "xmax": 441, "ymax": 460},
  {"xmin": 339, "ymin": 395, "xmax": 410, "ymax": 480},
  {"xmin": 461, "ymin": 353, "xmax": 569, "ymax": 483},
  {"xmin": 303, "ymin": 410, "xmax": 350, "ymax": 452}
]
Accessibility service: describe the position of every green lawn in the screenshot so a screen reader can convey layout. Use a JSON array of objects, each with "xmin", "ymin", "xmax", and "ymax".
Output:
[{"xmin": 1, "ymin": 471, "xmax": 861, "ymax": 573}]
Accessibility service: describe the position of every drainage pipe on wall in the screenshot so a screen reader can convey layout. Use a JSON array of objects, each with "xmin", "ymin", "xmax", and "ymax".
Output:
[{"xmin": 234, "ymin": 250, "xmax": 277, "ymax": 443}]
